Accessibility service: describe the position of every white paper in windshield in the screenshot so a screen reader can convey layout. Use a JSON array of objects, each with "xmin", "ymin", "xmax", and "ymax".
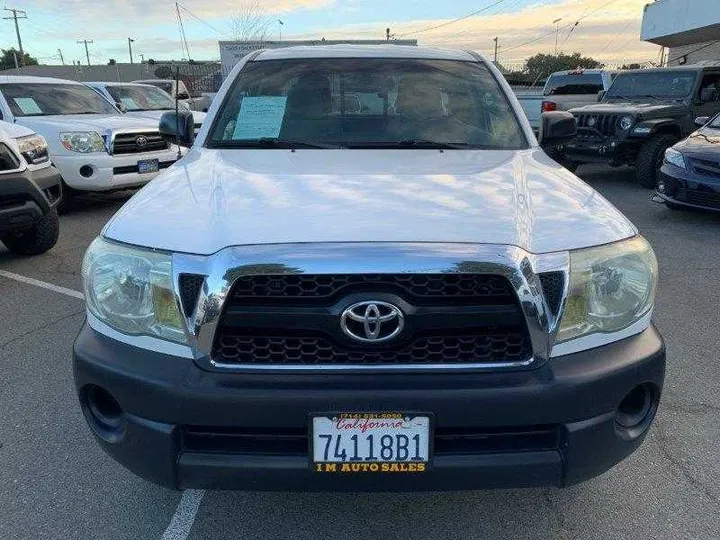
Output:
[
  {"xmin": 13, "ymin": 97, "xmax": 42, "ymax": 115},
  {"xmin": 120, "ymin": 97, "xmax": 139, "ymax": 110},
  {"xmin": 232, "ymin": 96, "xmax": 287, "ymax": 140}
]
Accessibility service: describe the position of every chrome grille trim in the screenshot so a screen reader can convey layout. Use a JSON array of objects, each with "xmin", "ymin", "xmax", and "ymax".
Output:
[{"xmin": 171, "ymin": 243, "xmax": 570, "ymax": 373}]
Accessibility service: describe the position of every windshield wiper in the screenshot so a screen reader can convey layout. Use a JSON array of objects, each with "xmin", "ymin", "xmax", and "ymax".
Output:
[
  {"xmin": 213, "ymin": 138, "xmax": 338, "ymax": 149},
  {"xmin": 346, "ymin": 139, "xmax": 470, "ymax": 149}
]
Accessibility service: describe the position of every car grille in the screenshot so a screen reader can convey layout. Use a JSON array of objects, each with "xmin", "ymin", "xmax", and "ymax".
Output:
[
  {"xmin": 111, "ymin": 131, "xmax": 169, "ymax": 155},
  {"xmin": 675, "ymin": 187, "xmax": 720, "ymax": 209},
  {"xmin": 575, "ymin": 113, "xmax": 618, "ymax": 138},
  {"xmin": 688, "ymin": 157, "xmax": 720, "ymax": 179},
  {"xmin": 209, "ymin": 273, "xmax": 550, "ymax": 367}
]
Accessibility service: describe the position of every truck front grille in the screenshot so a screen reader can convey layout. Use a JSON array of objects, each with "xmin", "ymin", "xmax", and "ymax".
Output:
[
  {"xmin": 111, "ymin": 131, "xmax": 169, "ymax": 154},
  {"xmin": 212, "ymin": 274, "xmax": 539, "ymax": 367},
  {"xmin": 575, "ymin": 114, "xmax": 618, "ymax": 138}
]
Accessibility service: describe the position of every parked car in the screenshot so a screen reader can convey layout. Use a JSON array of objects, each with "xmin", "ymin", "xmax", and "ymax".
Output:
[
  {"xmin": 0, "ymin": 76, "xmax": 182, "ymax": 209},
  {"xmin": 85, "ymin": 82, "xmax": 205, "ymax": 133},
  {"xmin": 0, "ymin": 120, "xmax": 61, "ymax": 255},
  {"xmin": 132, "ymin": 78, "xmax": 201, "ymax": 111},
  {"xmin": 514, "ymin": 69, "xmax": 615, "ymax": 137},
  {"xmin": 566, "ymin": 65, "xmax": 720, "ymax": 187},
  {"xmin": 656, "ymin": 113, "xmax": 720, "ymax": 211},
  {"xmin": 74, "ymin": 45, "xmax": 664, "ymax": 492}
]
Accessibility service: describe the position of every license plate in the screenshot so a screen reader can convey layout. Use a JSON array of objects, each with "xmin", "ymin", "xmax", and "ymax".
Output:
[
  {"xmin": 138, "ymin": 159, "xmax": 159, "ymax": 174},
  {"xmin": 311, "ymin": 413, "xmax": 431, "ymax": 473}
]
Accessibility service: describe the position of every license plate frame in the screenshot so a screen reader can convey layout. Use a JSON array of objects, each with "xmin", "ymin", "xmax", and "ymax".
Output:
[
  {"xmin": 138, "ymin": 158, "xmax": 159, "ymax": 174},
  {"xmin": 309, "ymin": 412, "xmax": 433, "ymax": 474}
]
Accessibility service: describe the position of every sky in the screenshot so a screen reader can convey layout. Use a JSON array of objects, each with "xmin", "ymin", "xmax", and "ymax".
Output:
[{"xmin": 1, "ymin": 0, "xmax": 661, "ymax": 67}]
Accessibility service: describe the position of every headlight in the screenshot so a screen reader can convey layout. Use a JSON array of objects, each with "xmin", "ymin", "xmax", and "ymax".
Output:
[
  {"xmin": 59, "ymin": 131, "xmax": 106, "ymax": 153},
  {"xmin": 557, "ymin": 236, "xmax": 658, "ymax": 343},
  {"xmin": 619, "ymin": 116, "xmax": 634, "ymax": 131},
  {"xmin": 664, "ymin": 147, "xmax": 686, "ymax": 169},
  {"xmin": 16, "ymin": 134, "xmax": 49, "ymax": 164},
  {"xmin": 82, "ymin": 237, "xmax": 187, "ymax": 344}
]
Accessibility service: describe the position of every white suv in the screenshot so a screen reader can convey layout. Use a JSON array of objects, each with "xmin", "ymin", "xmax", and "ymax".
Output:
[
  {"xmin": 0, "ymin": 76, "xmax": 181, "ymax": 207},
  {"xmin": 75, "ymin": 45, "xmax": 665, "ymax": 492}
]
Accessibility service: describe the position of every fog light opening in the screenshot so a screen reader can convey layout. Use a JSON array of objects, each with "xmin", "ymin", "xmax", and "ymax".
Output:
[
  {"xmin": 79, "ymin": 165, "xmax": 94, "ymax": 178},
  {"xmin": 615, "ymin": 384, "xmax": 657, "ymax": 440},
  {"xmin": 82, "ymin": 385, "xmax": 126, "ymax": 443}
]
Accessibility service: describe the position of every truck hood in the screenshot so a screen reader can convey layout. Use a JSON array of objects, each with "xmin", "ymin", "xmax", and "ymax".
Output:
[
  {"xmin": 17, "ymin": 114, "xmax": 159, "ymax": 133},
  {"xmin": 103, "ymin": 148, "xmax": 637, "ymax": 256},
  {"xmin": 0, "ymin": 120, "xmax": 34, "ymax": 139},
  {"xmin": 126, "ymin": 110, "xmax": 206, "ymax": 125},
  {"xmin": 570, "ymin": 101, "xmax": 686, "ymax": 118}
]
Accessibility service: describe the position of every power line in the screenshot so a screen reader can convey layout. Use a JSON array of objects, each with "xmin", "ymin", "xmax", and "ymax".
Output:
[
  {"xmin": 432, "ymin": 0, "xmax": 525, "ymax": 45},
  {"xmin": 176, "ymin": 2, "xmax": 231, "ymax": 39},
  {"xmin": 175, "ymin": 2, "xmax": 192, "ymax": 60},
  {"xmin": 597, "ymin": 19, "xmax": 633, "ymax": 54},
  {"xmin": 666, "ymin": 40, "xmax": 720, "ymax": 65},
  {"xmin": 77, "ymin": 39, "xmax": 93, "ymax": 66},
  {"xmin": 397, "ymin": 0, "xmax": 508, "ymax": 38},
  {"xmin": 558, "ymin": 21, "xmax": 579, "ymax": 50}
]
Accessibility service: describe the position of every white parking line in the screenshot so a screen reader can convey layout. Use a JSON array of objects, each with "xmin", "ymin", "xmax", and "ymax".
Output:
[
  {"xmin": 161, "ymin": 490, "xmax": 206, "ymax": 540},
  {"xmin": 0, "ymin": 270, "xmax": 84, "ymax": 300}
]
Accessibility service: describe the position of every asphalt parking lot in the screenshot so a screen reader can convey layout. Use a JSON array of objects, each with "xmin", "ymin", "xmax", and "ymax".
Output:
[{"xmin": 1, "ymin": 165, "xmax": 719, "ymax": 540}]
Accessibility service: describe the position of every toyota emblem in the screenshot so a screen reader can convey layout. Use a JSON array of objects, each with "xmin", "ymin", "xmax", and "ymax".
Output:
[
  {"xmin": 135, "ymin": 136, "xmax": 149, "ymax": 147},
  {"xmin": 340, "ymin": 301, "xmax": 404, "ymax": 343}
]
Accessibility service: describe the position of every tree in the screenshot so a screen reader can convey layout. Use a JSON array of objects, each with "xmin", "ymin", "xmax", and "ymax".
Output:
[
  {"xmin": 524, "ymin": 52, "xmax": 602, "ymax": 81},
  {"xmin": 0, "ymin": 48, "xmax": 39, "ymax": 70},
  {"xmin": 621, "ymin": 63, "xmax": 642, "ymax": 70},
  {"xmin": 230, "ymin": 0, "xmax": 271, "ymax": 42}
]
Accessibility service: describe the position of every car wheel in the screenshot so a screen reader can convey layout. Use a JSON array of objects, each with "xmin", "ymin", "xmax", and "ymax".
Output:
[
  {"xmin": 0, "ymin": 209, "xmax": 60, "ymax": 256},
  {"xmin": 636, "ymin": 134, "xmax": 678, "ymax": 189},
  {"xmin": 57, "ymin": 180, "xmax": 77, "ymax": 214}
]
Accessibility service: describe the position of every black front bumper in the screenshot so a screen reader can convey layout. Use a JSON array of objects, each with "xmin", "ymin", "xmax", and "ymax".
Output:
[
  {"xmin": 73, "ymin": 323, "xmax": 665, "ymax": 491},
  {"xmin": 657, "ymin": 163, "xmax": 720, "ymax": 211},
  {"xmin": 0, "ymin": 165, "xmax": 62, "ymax": 232},
  {"xmin": 563, "ymin": 136, "xmax": 640, "ymax": 165}
]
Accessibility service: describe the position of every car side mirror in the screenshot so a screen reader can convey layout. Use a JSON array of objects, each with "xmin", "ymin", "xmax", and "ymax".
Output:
[
  {"xmin": 538, "ymin": 111, "xmax": 577, "ymax": 147},
  {"xmin": 116, "ymin": 101, "xmax": 127, "ymax": 113},
  {"xmin": 177, "ymin": 91, "xmax": 190, "ymax": 100},
  {"xmin": 695, "ymin": 116, "xmax": 710, "ymax": 127},
  {"xmin": 597, "ymin": 90, "xmax": 606, "ymax": 102},
  {"xmin": 159, "ymin": 110, "xmax": 195, "ymax": 147}
]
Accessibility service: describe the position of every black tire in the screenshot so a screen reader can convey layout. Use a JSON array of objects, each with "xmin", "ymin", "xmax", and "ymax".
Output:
[
  {"xmin": 56, "ymin": 181, "xmax": 76, "ymax": 214},
  {"xmin": 636, "ymin": 134, "xmax": 678, "ymax": 189},
  {"xmin": 0, "ymin": 209, "xmax": 60, "ymax": 256}
]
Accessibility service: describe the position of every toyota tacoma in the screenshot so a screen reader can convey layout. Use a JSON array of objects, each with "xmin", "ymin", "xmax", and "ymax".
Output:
[{"xmin": 74, "ymin": 45, "xmax": 665, "ymax": 491}]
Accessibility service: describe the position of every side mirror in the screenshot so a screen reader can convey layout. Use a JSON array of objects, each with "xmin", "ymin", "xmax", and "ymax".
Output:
[
  {"xmin": 116, "ymin": 101, "xmax": 127, "ymax": 113},
  {"xmin": 176, "ymin": 91, "xmax": 190, "ymax": 101},
  {"xmin": 538, "ymin": 111, "xmax": 577, "ymax": 147},
  {"xmin": 597, "ymin": 90, "xmax": 606, "ymax": 102},
  {"xmin": 159, "ymin": 110, "xmax": 195, "ymax": 147},
  {"xmin": 695, "ymin": 116, "xmax": 710, "ymax": 127}
]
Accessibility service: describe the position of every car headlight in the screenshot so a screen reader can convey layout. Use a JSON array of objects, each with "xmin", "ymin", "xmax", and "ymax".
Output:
[
  {"xmin": 82, "ymin": 237, "xmax": 187, "ymax": 344},
  {"xmin": 664, "ymin": 147, "xmax": 686, "ymax": 169},
  {"xmin": 619, "ymin": 116, "xmax": 634, "ymax": 131},
  {"xmin": 59, "ymin": 131, "xmax": 106, "ymax": 153},
  {"xmin": 557, "ymin": 236, "xmax": 658, "ymax": 343},
  {"xmin": 16, "ymin": 134, "xmax": 49, "ymax": 164}
]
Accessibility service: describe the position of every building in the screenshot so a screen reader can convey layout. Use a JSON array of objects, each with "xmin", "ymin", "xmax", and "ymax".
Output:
[
  {"xmin": 219, "ymin": 39, "xmax": 418, "ymax": 74},
  {"xmin": 641, "ymin": 0, "xmax": 720, "ymax": 66}
]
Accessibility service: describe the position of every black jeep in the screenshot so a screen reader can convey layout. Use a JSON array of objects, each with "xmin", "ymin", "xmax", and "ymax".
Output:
[{"xmin": 564, "ymin": 66, "xmax": 720, "ymax": 188}]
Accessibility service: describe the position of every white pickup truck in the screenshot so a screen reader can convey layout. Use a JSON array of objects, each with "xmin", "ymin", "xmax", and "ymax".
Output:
[
  {"xmin": 74, "ymin": 45, "xmax": 665, "ymax": 493},
  {"xmin": 516, "ymin": 69, "xmax": 615, "ymax": 133},
  {"xmin": 0, "ymin": 76, "xmax": 181, "ymax": 209}
]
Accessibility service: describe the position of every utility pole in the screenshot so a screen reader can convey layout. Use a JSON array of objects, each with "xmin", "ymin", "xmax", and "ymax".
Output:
[
  {"xmin": 57, "ymin": 48, "xmax": 65, "ymax": 65},
  {"xmin": 3, "ymin": 8, "xmax": 27, "ymax": 66},
  {"xmin": 128, "ymin": 38, "xmax": 135, "ymax": 64},
  {"xmin": 77, "ymin": 39, "xmax": 93, "ymax": 66},
  {"xmin": 553, "ymin": 18, "xmax": 562, "ymax": 54},
  {"xmin": 493, "ymin": 37, "xmax": 499, "ymax": 63},
  {"xmin": 278, "ymin": 20, "xmax": 283, "ymax": 41}
]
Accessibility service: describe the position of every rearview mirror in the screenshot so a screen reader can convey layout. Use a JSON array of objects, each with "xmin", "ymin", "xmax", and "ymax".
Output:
[
  {"xmin": 538, "ymin": 111, "xmax": 577, "ymax": 147},
  {"xmin": 159, "ymin": 110, "xmax": 195, "ymax": 147},
  {"xmin": 695, "ymin": 116, "xmax": 710, "ymax": 127},
  {"xmin": 597, "ymin": 90, "xmax": 606, "ymax": 102},
  {"xmin": 177, "ymin": 91, "xmax": 190, "ymax": 101}
]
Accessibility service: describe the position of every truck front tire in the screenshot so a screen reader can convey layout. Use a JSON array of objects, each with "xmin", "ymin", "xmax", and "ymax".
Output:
[
  {"xmin": 636, "ymin": 134, "xmax": 678, "ymax": 189},
  {"xmin": 0, "ymin": 209, "xmax": 60, "ymax": 255}
]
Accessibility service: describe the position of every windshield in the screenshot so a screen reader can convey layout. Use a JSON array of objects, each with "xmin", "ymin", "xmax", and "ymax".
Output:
[
  {"xmin": 105, "ymin": 85, "xmax": 176, "ymax": 111},
  {"xmin": 544, "ymin": 73, "xmax": 604, "ymax": 96},
  {"xmin": 605, "ymin": 71, "xmax": 696, "ymax": 100},
  {"xmin": 0, "ymin": 83, "xmax": 118, "ymax": 117},
  {"xmin": 207, "ymin": 58, "xmax": 527, "ymax": 150}
]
